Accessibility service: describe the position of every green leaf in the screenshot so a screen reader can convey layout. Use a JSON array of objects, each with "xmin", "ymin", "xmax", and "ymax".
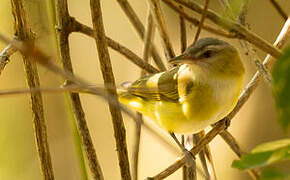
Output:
[
  {"xmin": 272, "ymin": 47, "xmax": 290, "ymax": 131},
  {"xmin": 232, "ymin": 139, "xmax": 290, "ymax": 170},
  {"xmin": 259, "ymin": 168, "xmax": 290, "ymax": 180}
]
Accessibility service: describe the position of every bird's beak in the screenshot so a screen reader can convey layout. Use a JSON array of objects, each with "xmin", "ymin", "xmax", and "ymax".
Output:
[{"xmin": 168, "ymin": 54, "xmax": 196, "ymax": 65}]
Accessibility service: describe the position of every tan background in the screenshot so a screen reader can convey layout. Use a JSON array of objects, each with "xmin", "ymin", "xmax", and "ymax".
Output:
[{"xmin": 0, "ymin": 0, "xmax": 289, "ymax": 179}]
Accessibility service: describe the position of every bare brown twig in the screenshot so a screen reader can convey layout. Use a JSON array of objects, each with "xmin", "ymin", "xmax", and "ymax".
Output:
[
  {"xmin": 148, "ymin": 0, "xmax": 175, "ymax": 59},
  {"xmin": 0, "ymin": 42, "xmax": 16, "ymax": 75},
  {"xmin": 10, "ymin": 1, "xmax": 55, "ymax": 179},
  {"xmin": 54, "ymin": 0, "xmax": 104, "ymax": 179},
  {"xmin": 116, "ymin": 0, "xmax": 166, "ymax": 71},
  {"xmin": 163, "ymin": 0, "xmax": 236, "ymax": 38},
  {"xmin": 132, "ymin": 11, "xmax": 155, "ymax": 180},
  {"xmin": 164, "ymin": 0, "xmax": 282, "ymax": 58},
  {"xmin": 193, "ymin": 0, "xmax": 210, "ymax": 43},
  {"xmin": 269, "ymin": 0, "xmax": 288, "ymax": 21},
  {"xmin": 90, "ymin": 0, "xmax": 132, "ymax": 179},
  {"xmin": 72, "ymin": 19, "xmax": 159, "ymax": 74},
  {"xmin": 151, "ymin": 16, "xmax": 290, "ymax": 180}
]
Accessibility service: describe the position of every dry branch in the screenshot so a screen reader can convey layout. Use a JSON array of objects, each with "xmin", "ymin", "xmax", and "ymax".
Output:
[
  {"xmin": 269, "ymin": 0, "xmax": 288, "ymax": 21},
  {"xmin": 148, "ymin": 0, "xmax": 175, "ymax": 59},
  {"xmin": 90, "ymin": 0, "xmax": 132, "ymax": 179},
  {"xmin": 11, "ymin": 0, "xmax": 54, "ymax": 179},
  {"xmin": 162, "ymin": 0, "xmax": 237, "ymax": 38},
  {"xmin": 72, "ymin": 19, "xmax": 159, "ymax": 74},
  {"xmin": 0, "ymin": 43, "xmax": 16, "ymax": 75},
  {"xmin": 164, "ymin": 0, "xmax": 282, "ymax": 58},
  {"xmin": 54, "ymin": 0, "xmax": 104, "ymax": 179},
  {"xmin": 116, "ymin": 0, "xmax": 166, "ymax": 71},
  {"xmin": 193, "ymin": 0, "xmax": 210, "ymax": 43}
]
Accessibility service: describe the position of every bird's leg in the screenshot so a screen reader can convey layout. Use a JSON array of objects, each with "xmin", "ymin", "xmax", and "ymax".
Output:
[{"xmin": 169, "ymin": 132, "xmax": 195, "ymax": 167}]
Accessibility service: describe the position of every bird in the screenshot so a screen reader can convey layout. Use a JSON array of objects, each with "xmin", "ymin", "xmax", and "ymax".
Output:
[{"xmin": 118, "ymin": 38, "xmax": 245, "ymax": 136}]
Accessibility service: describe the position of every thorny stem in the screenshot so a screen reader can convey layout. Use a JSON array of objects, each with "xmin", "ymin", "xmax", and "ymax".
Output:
[
  {"xmin": 151, "ymin": 16, "xmax": 290, "ymax": 180},
  {"xmin": 11, "ymin": 0, "xmax": 55, "ymax": 179},
  {"xmin": 90, "ymin": 0, "xmax": 132, "ymax": 179},
  {"xmin": 55, "ymin": 0, "xmax": 104, "ymax": 179}
]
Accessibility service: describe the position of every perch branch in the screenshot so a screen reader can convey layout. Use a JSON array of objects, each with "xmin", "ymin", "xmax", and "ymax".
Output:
[
  {"xmin": 150, "ymin": 16, "xmax": 290, "ymax": 180},
  {"xmin": 54, "ymin": 0, "xmax": 104, "ymax": 179},
  {"xmin": 11, "ymin": 0, "xmax": 55, "ymax": 179},
  {"xmin": 90, "ymin": 0, "xmax": 132, "ymax": 179},
  {"xmin": 116, "ymin": 0, "xmax": 166, "ymax": 71}
]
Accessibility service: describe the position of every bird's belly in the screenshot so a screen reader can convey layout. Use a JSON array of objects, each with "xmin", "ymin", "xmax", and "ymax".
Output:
[{"xmin": 144, "ymin": 100, "xmax": 220, "ymax": 134}]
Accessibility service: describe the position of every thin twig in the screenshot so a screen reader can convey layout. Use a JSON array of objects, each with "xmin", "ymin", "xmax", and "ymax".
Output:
[
  {"xmin": 179, "ymin": 6, "xmax": 188, "ymax": 180},
  {"xmin": 151, "ymin": 120, "xmax": 228, "ymax": 179},
  {"xmin": 164, "ymin": 0, "xmax": 282, "ymax": 58},
  {"xmin": 193, "ymin": 0, "xmax": 210, "ymax": 43},
  {"xmin": 116, "ymin": 0, "xmax": 166, "ymax": 71},
  {"xmin": 179, "ymin": 6, "xmax": 187, "ymax": 53},
  {"xmin": 148, "ymin": 0, "xmax": 175, "ymax": 59},
  {"xmin": 54, "ymin": 0, "xmax": 103, "ymax": 179},
  {"xmin": 72, "ymin": 19, "xmax": 159, "ymax": 74},
  {"xmin": 132, "ymin": 11, "xmax": 155, "ymax": 180},
  {"xmin": 90, "ymin": 0, "xmax": 132, "ymax": 179},
  {"xmin": 269, "ymin": 0, "xmax": 288, "ymax": 21},
  {"xmin": 218, "ymin": 131, "xmax": 260, "ymax": 179},
  {"xmin": 193, "ymin": 131, "xmax": 216, "ymax": 180},
  {"xmin": 163, "ymin": 0, "xmax": 236, "ymax": 38},
  {"xmin": 11, "ymin": 0, "xmax": 54, "ymax": 179},
  {"xmin": 150, "ymin": 17, "xmax": 290, "ymax": 180},
  {"xmin": 0, "ymin": 43, "xmax": 17, "ymax": 75}
]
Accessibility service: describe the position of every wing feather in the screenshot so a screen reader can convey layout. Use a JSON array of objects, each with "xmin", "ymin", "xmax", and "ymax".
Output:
[{"xmin": 128, "ymin": 67, "xmax": 180, "ymax": 102}]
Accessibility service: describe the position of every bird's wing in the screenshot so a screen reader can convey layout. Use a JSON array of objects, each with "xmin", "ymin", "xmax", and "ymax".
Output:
[{"xmin": 128, "ymin": 67, "xmax": 180, "ymax": 102}]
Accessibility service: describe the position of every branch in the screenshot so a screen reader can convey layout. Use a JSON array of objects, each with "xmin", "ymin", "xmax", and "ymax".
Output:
[
  {"xmin": 148, "ymin": 0, "xmax": 175, "ymax": 59},
  {"xmin": 11, "ymin": 0, "xmax": 54, "ymax": 179},
  {"xmin": 269, "ymin": 0, "xmax": 288, "ymax": 21},
  {"xmin": 163, "ymin": 0, "xmax": 236, "ymax": 38},
  {"xmin": 72, "ymin": 19, "xmax": 159, "ymax": 74},
  {"xmin": 193, "ymin": 0, "xmax": 210, "ymax": 43},
  {"xmin": 164, "ymin": 0, "xmax": 282, "ymax": 58},
  {"xmin": 54, "ymin": 0, "xmax": 104, "ymax": 179},
  {"xmin": 150, "ymin": 16, "xmax": 290, "ymax": 180},
  {"xmin": 0, "ymin": 42, "xmax": 16, "ymax": 75},
  {"xmin": 219, "ymin": 131, "xmax": 260, "ymax": 179},
  {"xmin": 90, "ymin": 0, "xmax": 132, "ymax": 179},
  {"xmin": 116, "ymin": 0, "xmax": 166, "ymax": 71}
]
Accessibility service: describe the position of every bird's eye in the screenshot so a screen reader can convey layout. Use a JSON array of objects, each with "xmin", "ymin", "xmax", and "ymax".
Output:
[{"xmin": 200, "ymin": 50, "xmax": 213, "ymax": 58}]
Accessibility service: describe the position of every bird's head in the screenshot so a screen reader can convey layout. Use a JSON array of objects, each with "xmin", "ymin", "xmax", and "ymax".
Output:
[{"xmin": 169, "ymin": 38, "xmax": 245, "ymax": 78}]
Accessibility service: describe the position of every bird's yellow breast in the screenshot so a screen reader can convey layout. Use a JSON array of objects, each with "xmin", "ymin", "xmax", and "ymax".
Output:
[{"xmin": 118, "ymin": 64, "xmax": 243, "ymax": 134}]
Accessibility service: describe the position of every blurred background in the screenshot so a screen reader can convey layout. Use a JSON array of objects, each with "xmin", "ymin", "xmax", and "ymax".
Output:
[{"xmin": 0, "ymin": 0, "xmax": 289, "ymax": 179}]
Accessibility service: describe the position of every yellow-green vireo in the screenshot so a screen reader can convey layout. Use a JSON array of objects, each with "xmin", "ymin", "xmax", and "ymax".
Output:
[{"xmin": 118, "ymin": 38, "xmax": 245, "ymax": 134}]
